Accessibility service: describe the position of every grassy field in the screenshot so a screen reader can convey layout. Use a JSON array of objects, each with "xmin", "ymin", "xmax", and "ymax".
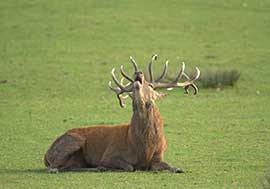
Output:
[{"xmin": 1, "ymin": 0, "xmax": 270, "ymax": 188}]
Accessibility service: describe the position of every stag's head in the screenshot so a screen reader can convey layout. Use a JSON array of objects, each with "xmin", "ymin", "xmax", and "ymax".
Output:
[
  {"xmin": 132, "ymin": 70, "xmax": 165, "ymax": 112},
  {"xmin": 108, "ymin": 55, "xmax": 200, "ymax": 110}
]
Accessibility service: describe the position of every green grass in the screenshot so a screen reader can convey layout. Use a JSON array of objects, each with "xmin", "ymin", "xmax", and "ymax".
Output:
[{"xmin": 1, "ymin": 0, "xmax": 270, "ymax": 188}]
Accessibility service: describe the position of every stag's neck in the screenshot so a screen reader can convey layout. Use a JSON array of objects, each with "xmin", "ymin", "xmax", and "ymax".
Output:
[
  {"xmin": 131, "ymin": 106, "xmax": 163, "ymax": 131},
  {"xmin": 129, "ymin": 102, "xmax": 163, "ymax": 159}
]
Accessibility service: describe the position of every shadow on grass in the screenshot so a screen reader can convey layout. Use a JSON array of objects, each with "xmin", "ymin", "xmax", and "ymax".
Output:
[
  {"xmin": 0, "ymin": 168, "xmax": 135, "ymax": 175},
  {"xmin": 0, "ymin": 169, "xmax": 47, "ymax": 175},
  {"xmin": 0, "ymin": 168, "xmax": 178, "ymax": 175}
]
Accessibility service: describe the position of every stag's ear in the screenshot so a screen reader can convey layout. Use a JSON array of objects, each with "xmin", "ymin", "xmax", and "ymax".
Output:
[{"xmin": 154, "ymin": 91, "xmax": 166, "ymax": 100}]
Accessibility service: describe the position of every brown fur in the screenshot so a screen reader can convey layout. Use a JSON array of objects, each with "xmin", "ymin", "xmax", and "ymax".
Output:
[{"xmin": 44, "ymin": 74, "xmax": 183, "ymax": 173}]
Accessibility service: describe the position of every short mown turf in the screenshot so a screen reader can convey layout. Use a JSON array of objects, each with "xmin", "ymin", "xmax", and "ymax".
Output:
[{"xmin": 0, "ymin": 0, "xmax": 270, "ymax": 188}]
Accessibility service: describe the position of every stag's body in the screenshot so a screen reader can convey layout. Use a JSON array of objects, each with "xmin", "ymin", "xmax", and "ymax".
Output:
[
  {"xmin": 44, "ymin": 98, "xmax": 165, "ymax": 171},
  {"xmin": 44, "ymin": 55, "xmax": 200, "ymax": 173}
]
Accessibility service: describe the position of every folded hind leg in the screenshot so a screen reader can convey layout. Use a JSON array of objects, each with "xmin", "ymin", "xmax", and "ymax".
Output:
[
  {"xmin": 57, "ymin": 148, "xmax": 89, "ymax": 172},
  {"xmin": 44, "ymin": 133, "xmax": 85, "ymax": 172}
]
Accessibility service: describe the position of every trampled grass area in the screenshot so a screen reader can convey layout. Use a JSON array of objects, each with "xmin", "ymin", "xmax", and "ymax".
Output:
[{"xmin": 1, "ymin": 0, "xmax": 270, "ymax": 188}]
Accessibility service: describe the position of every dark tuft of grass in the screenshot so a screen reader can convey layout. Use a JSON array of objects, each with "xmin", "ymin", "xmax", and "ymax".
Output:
[
  {"xmin": 197, "ymin": 69, "xmax": 240, "ymax": 89},
  {"xmin": 262, "ymin": 174, "xmax": 270, "ymax": 189}
]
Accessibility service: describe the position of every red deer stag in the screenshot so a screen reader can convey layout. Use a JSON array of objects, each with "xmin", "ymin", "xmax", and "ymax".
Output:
[{"xmin": 44, "ymin": 55, "xmax": 200, "ymax": 173}]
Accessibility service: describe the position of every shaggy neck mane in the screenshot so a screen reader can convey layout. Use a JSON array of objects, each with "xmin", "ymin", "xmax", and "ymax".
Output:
[{"xmin": 129, "ymin": 101, "xmax": 164, "ymax": 162}]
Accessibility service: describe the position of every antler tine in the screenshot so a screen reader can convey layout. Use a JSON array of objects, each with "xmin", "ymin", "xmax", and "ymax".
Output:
[
  {"xmin": 121, "ymin": 94, "xmax": 129, "ymax": 99},
  {"xmin": 108, "ymin": 80, "xmax": 132, "ymax": 108},
  {"xmin": 120, "ymin": 65, "xmax": 134, "ymax": 82},
  {"xmin": 120, "ymin": 77, "xmax": 131, "ymax": 87},
  {"xmin": 192, "ymin": 67, "xmax": 201, "ymax": 81},
  {"xmin": 120, "ymin": 77, "xmax": 124, "ymax": 85},
  {"xmin": 184, "ymin": 84, "xmax": 198, "ymax": 95},
  {"xmin": 108, "ymin": 81, "xmax": 121, "ymax": 94},
  {"xmin": 182, "ymin": 67, "xmax": 200, "ymax": 81},
  {"xmin": 111, "ymin": 68, "xmax": 125, "ymax": 90},
  {"xmin": 120, "ymin": 77, "xmax": 132, "ymax": 98},
  {"xmin": 148, "ymin": 54, "xmax": 158, "ymax": 82},
  {"xmin": 129, "ymin": 56, "xmax": 138, "ymax": 72},
  {"xmin": 109, "ymin": 68, "xmax": 134, "ymax": 108},
  {"xmin": 117, "ymin": 94, "xmax": 126, "ymax": 108},
  {"xmin": 172, "ymin": 62, "xmax": 185, "ymax": 83},
  {"xmin": 155, "ymin": 60, "xmax": 169, "ymax": 82},
  {"xmin": 182, "ymin": 67, "xmax": 200, "ymax": 94}
]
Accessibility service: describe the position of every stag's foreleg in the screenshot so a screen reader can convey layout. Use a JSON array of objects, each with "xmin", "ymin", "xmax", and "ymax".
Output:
[
  {"xmin": 44, "ymin": 133, "xmax": 87, "ymax": 173},
  {"xmin": 150, "ymin": 152, "xmax": 184, "ymax": 173},
  {"xmin": 98, "ymin": 156, "xmax": 134, "ymax": 172},
  {"xmin": 151, "ymin": 161, "xmax": 184, "ymax": 173},
  {"xmin": 66, "ymin": 158, "xmax": 134, "ymax": 172},
  {"xmin": 98, "ymin": 147, "xmax": 135, "ymax": 172}
]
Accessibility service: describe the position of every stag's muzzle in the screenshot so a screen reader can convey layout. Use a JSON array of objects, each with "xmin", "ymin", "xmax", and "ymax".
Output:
[{"xmin": 134, "ymin": 71, "xmax": 143, "ymax": 84}]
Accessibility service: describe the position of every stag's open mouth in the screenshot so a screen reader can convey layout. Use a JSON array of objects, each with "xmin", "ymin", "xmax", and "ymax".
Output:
[{"xmin": 135, "ymin": 77, "xmax": 142, "ymax": 84}]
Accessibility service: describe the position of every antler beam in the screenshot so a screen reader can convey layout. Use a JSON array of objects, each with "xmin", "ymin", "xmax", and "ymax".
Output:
[{"xmin": 147, "ymin": 55, "xmax": 200, "ymax": 95}]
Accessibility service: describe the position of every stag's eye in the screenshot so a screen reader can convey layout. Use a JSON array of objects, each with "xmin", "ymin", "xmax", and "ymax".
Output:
[{"xmin": 149, "ymin": 83, "xmax": 154, "ymax": 88}]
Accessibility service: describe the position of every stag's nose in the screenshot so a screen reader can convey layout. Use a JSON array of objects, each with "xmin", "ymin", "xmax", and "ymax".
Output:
[{"xmin": 134, "ymin": 71, "xmax": 143, "ymax": 84}]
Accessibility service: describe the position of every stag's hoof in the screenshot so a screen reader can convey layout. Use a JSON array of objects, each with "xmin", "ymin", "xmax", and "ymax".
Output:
[
  {"xmin": 170, "ymin": 167, "xmax": 184, "ymax": 173},
  {"xmin": 47, "ymin": 168, "xmax": 59, "ymax": 174},
  {"xmin": 97, "ymin": 166, "xmax": 107, "ymax": 172},
  {"xmin": 124, "ymin": 165, "xmax": 134, "ymax": 172}
]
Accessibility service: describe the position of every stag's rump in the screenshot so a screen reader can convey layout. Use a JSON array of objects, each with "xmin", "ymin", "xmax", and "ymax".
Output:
[{"xmin": 44, "ymin": 124, "xmax": 131, "ymax": 169}]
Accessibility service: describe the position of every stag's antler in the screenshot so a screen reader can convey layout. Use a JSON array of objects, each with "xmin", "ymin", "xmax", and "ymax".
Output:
[
  {"xmin": 109, "ymin": 55, "xmax": 200, "ymax": 107},
  {"xmin": 108, "ymin": 68, "xmax": 133, "ymax": 107},
  {"xmin": 109, "ymin": 57, "xmax": 140, "ymax": 108},
  {"xmin": 148, "ymin": 54, "xmax": 169, "ymax": 83},
  {"xmin": 118, "ymin": 56, "xmax": 139, "ymax": 83},
  {"xmin": 147, "ymin": 54, "xmax": 200, "ymax": 95}
]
